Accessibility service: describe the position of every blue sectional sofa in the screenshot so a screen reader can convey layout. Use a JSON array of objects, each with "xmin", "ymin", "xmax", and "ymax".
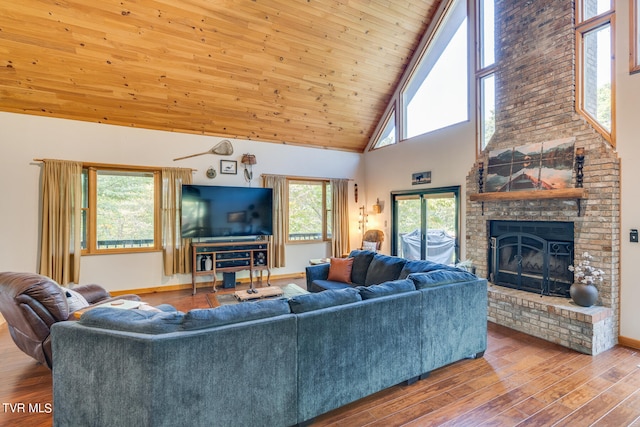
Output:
[{"xmin": 51, "ymin": 251, "xmax": 487, "ymax": 427}]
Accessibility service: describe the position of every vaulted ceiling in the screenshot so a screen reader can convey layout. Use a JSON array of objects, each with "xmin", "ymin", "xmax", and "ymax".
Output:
[{"xmin": 0, "ymin": 0, "xmax": 441, "ymax": 152}]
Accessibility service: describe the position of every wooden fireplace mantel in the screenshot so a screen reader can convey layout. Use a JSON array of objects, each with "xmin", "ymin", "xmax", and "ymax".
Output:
[{"xmin": 469, "ymin": 188, "xmax": 586, "ymax": 202}]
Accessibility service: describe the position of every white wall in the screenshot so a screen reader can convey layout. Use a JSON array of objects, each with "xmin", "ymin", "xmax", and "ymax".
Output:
[
  {"xmin": 0, "ymin": 112, "xmax": 363, "ymax": 292},
  {"xmin": 362, "ymin": 121, "xmax": 476, "ymax": 257},
  {"xmin": 615, "ymin": 0, "xmax": 640, "ymax": 343}
]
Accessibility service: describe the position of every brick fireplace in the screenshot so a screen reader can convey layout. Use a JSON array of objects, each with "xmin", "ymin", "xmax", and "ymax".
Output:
[{"xmin": 465, "ymin": 0, "xmax": 620, "ymax": 355}]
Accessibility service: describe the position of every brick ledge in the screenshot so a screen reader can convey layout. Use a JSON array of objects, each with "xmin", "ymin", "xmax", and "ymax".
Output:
[
  {"xmin": 487, "ymin": 283, "xmax": 615, "ymax": 355},
  {"xmin": 488, "ymin": 284, "xmax": 613, "ymax": 323}
]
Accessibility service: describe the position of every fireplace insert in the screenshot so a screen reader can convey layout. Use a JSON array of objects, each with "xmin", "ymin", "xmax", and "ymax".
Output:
[{"xmin": 488, "ymin": 220, "xmax": 574, "ymax": 297}]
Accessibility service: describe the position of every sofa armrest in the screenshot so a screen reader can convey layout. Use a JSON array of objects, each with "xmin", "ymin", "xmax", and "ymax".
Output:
[
  {"xmin": 305, "ymin": 263, "xmax": 331, "ymax": 291},
  {"xmin": 73, "ymin": 284, "xmax": 111, "ymax": 304}
]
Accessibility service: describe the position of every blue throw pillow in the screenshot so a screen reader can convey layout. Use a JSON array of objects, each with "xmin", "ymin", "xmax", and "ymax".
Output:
[
  {"xmin": 364, "ymin": 254, "xmax": 407, "ymax": 286},
  {"xmin": 409, "ymin": 269, "xmax": 477, "ymax": 289},
  {"xmin": 348, "ymin": 250, "xmax": 376, "ymax": 285},
  {"xmin": 182, "ymin": 299, "xmax": 290, "ymax": 330},
  {"xmin": 79, "ymin": 307, "xmax": 184, "ymax": 334},
  {"xmin": 288, "ymin": 287, "xmax": 362, "ymax": 314},
  {"xmin": 357, "ymin": 279, "xmax": 416, "ymax": 300}
]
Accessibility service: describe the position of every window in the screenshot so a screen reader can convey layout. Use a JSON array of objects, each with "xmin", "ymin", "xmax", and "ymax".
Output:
[
  {"xmin": 632, "ymin": 0, "xmax": 640, "ymax": 73},
  {"xmin": 479, "ymin": 74, "xmax": 496, "ymax": 149},
  {"xmin": 368, "ymin": 0, "xmax": 468, "ymax": 150},
  {"xmin": 576, "ymin": 0, "xmax": 615, "ymax": 144},
  {"xmin": 82, "ymin": 166, "xmax": 160, "ymax": 254},
  {"xmin": 403, "ymin": 0, "xmax": 468, "ymax": 139},
  {"xmin": 371, "ymin": 109, "xmax": 396, "ymax": 149},
  {"xmin": 476, "ymin": 0, "xmax": 496, "ymax": 151},
  {"xmin": 287, "ymin": 179, "xmax": 332, "ymax": 242}
]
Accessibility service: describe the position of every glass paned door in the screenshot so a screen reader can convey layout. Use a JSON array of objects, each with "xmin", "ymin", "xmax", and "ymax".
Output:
[{"xmin": 392, "ymin": 187, "xmax": 459, "ymax": 264}]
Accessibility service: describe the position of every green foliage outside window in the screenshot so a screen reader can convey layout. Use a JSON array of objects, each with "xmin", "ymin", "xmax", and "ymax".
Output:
[
  {"xmin": 288, "ymin": 181, "xmax": 331, "ymax": 241},
  {"xmin": 396, "ymin": 198, "xmax": 456, "ymax": 236},
  {"xmin": 96, "ymin": 172, "xmax": 155, "ymax": 248}
]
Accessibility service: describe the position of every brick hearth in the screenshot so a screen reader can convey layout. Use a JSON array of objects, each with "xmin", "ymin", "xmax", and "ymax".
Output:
[
  {"xmin": 488, "ymin": 285, "xmax": 615, "ymax": 355},
  {"xmin": 465, "ymin": 0, "xmax": 620, "ymax": 355}
]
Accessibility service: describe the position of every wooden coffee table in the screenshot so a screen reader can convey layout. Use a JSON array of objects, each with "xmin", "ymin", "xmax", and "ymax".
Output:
[{"xmin": 234, "ymin": 286, "xmax": 284, "ymax": 302}]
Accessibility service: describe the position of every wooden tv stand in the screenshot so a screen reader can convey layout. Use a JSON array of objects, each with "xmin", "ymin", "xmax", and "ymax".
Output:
[{"xmin": 190, "ymin": 239, "xmax": 271, "ymax": 295}]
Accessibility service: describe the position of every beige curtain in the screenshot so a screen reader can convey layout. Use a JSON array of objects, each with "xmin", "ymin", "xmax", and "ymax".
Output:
[
  {"xmin": 39, "ymin": 159, "xmax": 83, "ymax": 284},
  {"xmin": 262, "ymin": 174, "xmax": 287, "ymax": 268},
  {"xmin": 331, "ymin": 179, "xmax": 350, "ymax": 257},
  {"xmin": 161, "ymin": 168, "xmax": 193, "ymax": 276}
]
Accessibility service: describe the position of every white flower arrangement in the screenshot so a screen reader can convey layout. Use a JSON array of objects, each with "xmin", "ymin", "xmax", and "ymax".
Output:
[{"xmin": 568, "ymin": 252, "xmax": 604, "ymax": 286}]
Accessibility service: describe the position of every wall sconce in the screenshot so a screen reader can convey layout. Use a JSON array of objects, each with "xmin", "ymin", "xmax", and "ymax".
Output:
[
  {"xmin": 358, "ymin": 205, "xmax": 368, "ymax": 231},
  {"xmin": 241, "ymin": 154, "xmax": 257, "ymax": 184},
  {"xmin": 575, "ymin": 147, "xmax": 584, "ymax": 188},
  {"xmin": 372, "ymin": 198, "xmax": 382, "ymax": 214},
  {"xmin": 478, "ymin": 161, "xmax": 485, "ymax": 216}
]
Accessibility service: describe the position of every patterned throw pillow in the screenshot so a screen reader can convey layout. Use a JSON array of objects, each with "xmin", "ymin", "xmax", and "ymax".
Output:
[
  {"xmin": 60, "ymin": 286, "xmax": 90, "ymax": 312},
  {"xmin": 362, "ymin": 241, "xmax": 378, "ymax": 251}
]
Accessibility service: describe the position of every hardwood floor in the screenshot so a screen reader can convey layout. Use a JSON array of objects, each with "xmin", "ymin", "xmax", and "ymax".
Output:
[{"xmin": 1, "ymin": 278, "xmax": 639, "ymax": 426}]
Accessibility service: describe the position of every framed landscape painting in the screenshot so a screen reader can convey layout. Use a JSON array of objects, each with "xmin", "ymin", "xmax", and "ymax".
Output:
[{"xmin": 486, "ymin": 138, "xmax": 575, "ymax": 192}]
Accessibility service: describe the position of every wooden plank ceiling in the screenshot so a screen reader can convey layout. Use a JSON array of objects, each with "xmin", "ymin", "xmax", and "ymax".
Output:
[{"xmin": 0, "ymin": 0, "xmax": 440, "ymax": 152}]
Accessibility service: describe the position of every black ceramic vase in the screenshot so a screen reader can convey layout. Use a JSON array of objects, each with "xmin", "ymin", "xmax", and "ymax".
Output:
[{"xmin": 569, "ymin": 283, "xmax": 598, "ymax": 307}]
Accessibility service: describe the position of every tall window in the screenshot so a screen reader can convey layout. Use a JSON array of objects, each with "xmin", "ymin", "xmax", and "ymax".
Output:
[
  {"xmin": 368, "ymin": 0, "xmax": 468, "ymax": 150},
  {"xmin": 576, "ymin": 0, "xmax": 615, "ymax": 144},
  {"xmin": 476, "ymin": 0, "xmax": 496, "ymax": 151},
  {"xmin": 82, "ymin": 166, "xmax": 160, "ymax": 254},
  {"xmin": 632, "ymin": 0, "xmax": 640, "ymax": 73},
  {"xmin": 403, "ymin": 0, "xmax": 468, "ymax": 139},
  {"xmin": 287, "ymin": 179, "xmax": 332, "ymax": 242}
]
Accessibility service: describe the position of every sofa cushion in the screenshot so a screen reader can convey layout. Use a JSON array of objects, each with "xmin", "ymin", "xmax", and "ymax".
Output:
[
  {"xmin": 78, "ymin": 307, "xmax": 184, "ymax": 334},
  {"xmin": 327, "ymin": 257, "xmax": 353, "ymax": 283},
  {"xmin": 348, "ymin": 250, "xmax": 376, "ymax": 285},
  {"xmin": 309, "ymin": 279, "xmax": 352, "ymax": 293},
  {"xmin": 364, "ymin": 254, "xmax": 407, "ymax": 286},
  {"xmin": 409, "ymin": 269, "xmax": 477, "ymax": 289},
  {"xmin": 182, "ymin": 299, "xmax": 290, "ymax": 331},
  {"xmin": 398, "ymin": 259, "xmax": 455, "ymax": 279},
  {"xmin": 288, "ymin": 287, "xmax": 361, "ymax": 314},
  {"xmin": 357, "ymin": 279, "xmax": 416, "ymax": 300}
]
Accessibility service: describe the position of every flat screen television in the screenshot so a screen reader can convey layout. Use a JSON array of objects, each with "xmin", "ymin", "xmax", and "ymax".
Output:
[{"xmin": 181, "ymin": 184, "xmax": 273, "ymax": 239}]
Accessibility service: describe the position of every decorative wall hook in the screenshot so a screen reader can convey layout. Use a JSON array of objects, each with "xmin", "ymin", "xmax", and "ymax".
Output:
[{"xmin": 241, "ymin": 153, "xmax": 257, "ymax": 184}]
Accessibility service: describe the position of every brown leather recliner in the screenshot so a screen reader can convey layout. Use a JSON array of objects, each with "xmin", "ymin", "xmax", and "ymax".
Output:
[{"xmin": 0, "ymin": 272, "xmax": 140, "ymax": 368}]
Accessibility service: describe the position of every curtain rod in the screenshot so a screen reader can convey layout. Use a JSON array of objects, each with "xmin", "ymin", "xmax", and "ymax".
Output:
[
  {"xmin": 33, "ymin": 159, "xmax": 197, "ymax": 172},
  {"xmin": 261, "ymin": 173, "xmax": 353, "ymax": 181}
]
